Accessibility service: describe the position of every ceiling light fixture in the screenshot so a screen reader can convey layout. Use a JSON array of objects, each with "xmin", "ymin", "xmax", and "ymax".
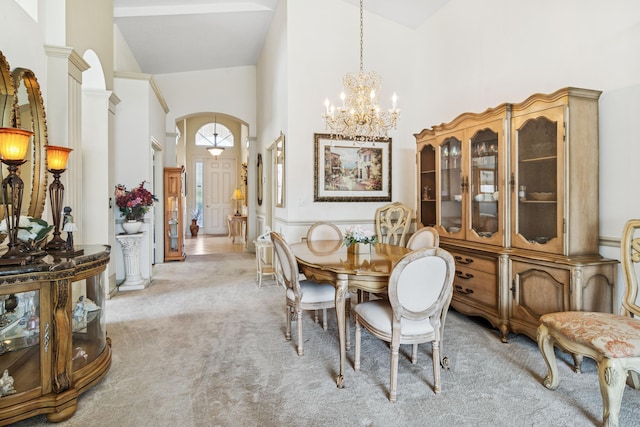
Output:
[
  {"xmin": 203, "ymin": 117, "xmax": 225, "ymax": 157},
  {"xmin": 322, "ymin": 0, "xmax": 400, "ymax": 143}
]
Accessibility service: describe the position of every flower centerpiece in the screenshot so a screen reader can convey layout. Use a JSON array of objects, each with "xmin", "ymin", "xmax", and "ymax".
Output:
[
  {"xmin": 343, "ymin": 225, "xmax": 377, "ymax": 254},
  {"xmin": 114, "ymin": 181, "xmax": 158, "ymax": 221}
]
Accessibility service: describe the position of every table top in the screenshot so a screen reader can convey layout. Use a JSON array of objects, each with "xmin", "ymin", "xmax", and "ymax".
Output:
[
  {"xmin": 227, "ymin": 214, "xmax": 247, "ymax": 220},
  {"xmin": 290, "ymin": 241, "xmax": 411, "ymax": 277}
]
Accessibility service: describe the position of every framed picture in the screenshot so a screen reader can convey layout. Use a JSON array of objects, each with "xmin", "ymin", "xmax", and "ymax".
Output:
[
  {"xmin": 314, "ymin": 133, "xmax": 391, "ymax": 202},
  {"xmin": 478, "ymin": 168, "xmax": 496, "ymax": 193}
]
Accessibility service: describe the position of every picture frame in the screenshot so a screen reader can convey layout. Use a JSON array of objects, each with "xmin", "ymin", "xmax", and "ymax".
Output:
[
  {"xmin": 477, "ymin": 168, "xmax": 496, "ymax": 193},
  {"xmin": 314, "ymin": 133, "xmax": 391, "ymax": 202}
]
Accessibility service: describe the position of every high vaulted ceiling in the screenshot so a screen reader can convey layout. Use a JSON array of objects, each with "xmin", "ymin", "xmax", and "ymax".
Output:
[{"xmin": 113, "ymin": 0, "xmax": 449, "ymax": 75}]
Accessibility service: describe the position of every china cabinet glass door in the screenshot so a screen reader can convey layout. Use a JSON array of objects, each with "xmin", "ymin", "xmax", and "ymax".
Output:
[
  {"xmin": 0, "ymin": 286, "xmax": 46, "ymax": 396},
  {"xmin": 418, "ymin": 144, "xmax": 436, "ymax": 227},
  {"xmin": 466, "ymin": 121, "xmax": 503, "ymax": 246},
  {"xmin": 167, "ymin": 195, "xmax": 179, "ymax": 253},
  {"xmin": 72, "ymin": 273, "xmax": 107, "ymax": 373},
  {"xmin": 438, "ymin": 134, "xmax": 463, "ymax": 238},
  {"xmin": 511, "ymin": 107, "xmax": 564, "ymax": 254}
]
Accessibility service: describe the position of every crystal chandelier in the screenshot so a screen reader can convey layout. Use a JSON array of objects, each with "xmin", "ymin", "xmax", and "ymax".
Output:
[{"xmin": 322, "ymin": 0, "xmax": 399, "ymax": 143}]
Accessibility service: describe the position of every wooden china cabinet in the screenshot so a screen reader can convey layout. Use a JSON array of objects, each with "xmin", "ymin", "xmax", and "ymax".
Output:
[
  {"xmin": 0, "ymin": 246, "xmax": 111, "ymax": 425},
  {"xmin": 415, "ymin": 87, "xmax": 617, "ymax": 342},
  {"xmin": 164, "ymin": 167, "xmax": 186, "ymax": 262}
]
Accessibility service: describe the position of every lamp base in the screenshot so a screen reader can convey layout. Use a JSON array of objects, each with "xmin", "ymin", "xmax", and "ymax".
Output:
[{"xmin": 0, "ymin": 247, "xmax": 34, "ymax": 266}]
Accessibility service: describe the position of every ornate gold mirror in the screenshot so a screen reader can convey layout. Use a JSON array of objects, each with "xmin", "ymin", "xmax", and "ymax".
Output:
[
  {"xmin": 0, "ymin": 50, "xmax": 47, "ymax": 219},
  {"xmin": 274, "ymin": 132, "xmax": 284, "ymax": 208}
]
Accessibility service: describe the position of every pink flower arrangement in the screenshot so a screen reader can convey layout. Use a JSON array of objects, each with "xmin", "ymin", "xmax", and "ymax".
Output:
[{"xmin": 115, "ymin": 181, "xmax": 158, "ymax": 220}]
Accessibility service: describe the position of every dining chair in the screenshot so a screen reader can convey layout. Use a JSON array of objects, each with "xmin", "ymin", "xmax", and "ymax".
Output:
[
  {"xmin": 306, "ymin": 221, "xmax": 342, "ymax": 241},
  {"xmin": 271, "ymin": 231, "xmax": 348, "ymax": 356},
  {"xmin": 306, "ymin": 221, "xmax": 343, "ymax": 323},
  {"xmin": 537, "ymin": 218, "xmax": 640, "ymax": 427},
  {"xmin": 375, "ymin": 202, "xmax": 413, "ymax": 247},
  {"xmin": 354, "ymin": 247, "xmax": 455, "ymax": 401},
  {"xmin": 406, "ymin": 226, "xmax": 439, "ymax": 250}
]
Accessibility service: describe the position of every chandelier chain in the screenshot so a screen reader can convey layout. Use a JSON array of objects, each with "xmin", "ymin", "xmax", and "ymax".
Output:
[{"xmin": 359, "ymin": 0, "xmax": 364, "ymax": 73}]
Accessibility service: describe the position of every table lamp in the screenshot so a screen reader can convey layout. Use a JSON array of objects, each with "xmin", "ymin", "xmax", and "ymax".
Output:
[
  {"xmin": 231, "ymin": 188, "xmax": 244, "ymax": 216},
  {"xmin": 44, "ymin": 145, "xmax": 73, "ymax": 252},
  {"xmin": 0, "ymin": 127, "xmax": 33, "ymax": 262}
]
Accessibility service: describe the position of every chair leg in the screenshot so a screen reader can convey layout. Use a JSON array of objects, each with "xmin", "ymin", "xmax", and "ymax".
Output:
[
  {"xmin": 432, "ymin": 340, "xmax": 441, "ymax": 394},
  {"xmin": 573, "ymin": 353, "xmax": 584, "ymax": 374},
  {"xmin": 322, "ymin": 308, "xmax": 328, "ymax": 330},
  {"xmin": 314, "ymin": 309, "xmax": 319, "ymax": 325},
  {"xmin": 346, "ymin": 311, "xmax": 351, "ymax": 351},
  {"xmin": 354, "ymin": 318, "xmax": 361, "ymax": 371},
  {"xmin": 537, "ymin": 324, "xmax": 561, "ymax": 390},
  {"xmin": 389, "ymin": 342, "xmax": 400, "ymax": 402},
  {"xmin": 412, "ymin": 344, "xmax": 418, "ymax": 364},
  {"xmin": 297, "ymin": 309, "xmax": 304, "ymax": 356},
  {"xmin": 598, "ymin": 358, "xmax": 626, "ymax": 427},
  {"xmin": 285, "ymin": 305, "xmax": 292, "ymax": 341}
]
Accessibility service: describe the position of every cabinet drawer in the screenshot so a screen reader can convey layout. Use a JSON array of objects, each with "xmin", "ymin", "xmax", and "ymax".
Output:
[
  {"xmin": 453, "ymin": 266, "xmax": 498, "ymax": 308},
  {"xmin": 450, "ymin": 251, "xmax": 497, "ymax": 274}
]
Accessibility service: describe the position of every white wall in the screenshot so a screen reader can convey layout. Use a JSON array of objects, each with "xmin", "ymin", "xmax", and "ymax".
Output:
[
  {"xmin": 154, "ymin": 66, "xmax": 257, "ymax": 160},
  {"xmin": 256, "ymin": 0, "xmax": 288, "ymax": 237},
  {"xmin": 113, "ymin": 75, "xmax": 159, "ymax": 281},
  {"xmin": 114, "ymin": 24, "xmax": 143, "ymax": 74}
]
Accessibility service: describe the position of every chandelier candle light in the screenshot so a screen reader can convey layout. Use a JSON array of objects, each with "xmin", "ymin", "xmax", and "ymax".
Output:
[
  {"xmin": 44, "ymin": 145, "xmax": 76, "ymax": 253},
  {"xmin": 0, "ymin": 127, "xmax": 34, "ymax": 263},
  {"xmin": 323, "ymin": 0, "xmax": 400, "ymax": 143}
]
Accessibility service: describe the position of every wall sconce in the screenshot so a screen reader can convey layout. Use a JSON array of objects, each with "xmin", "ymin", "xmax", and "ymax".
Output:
[
  {"xmin": 0, "ymin": 127, "xmax": 33, "ymax": 263},
  {"xmin": 231, "ymin": 188, "xmax": 244, "ymax": 216},
  {"xmin": 43, "ymin": 145, "xmax": 73, "ymax": 253}
]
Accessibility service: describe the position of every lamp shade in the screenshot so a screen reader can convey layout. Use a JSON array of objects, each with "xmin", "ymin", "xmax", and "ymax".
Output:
[
  {"xmin": 46, "ymin": 145, "xmax": 73, "ymax": 170},
  {"xmin": 207, "ymin": 146, "xmax": 225, "ymax": 156},
  {"xmin": 0, "ymin": 128, "xmax": 33, "ymax": 161},
  {"xmin": 232, "ymin": 188, "xmax": 244, "ymax": 201}
]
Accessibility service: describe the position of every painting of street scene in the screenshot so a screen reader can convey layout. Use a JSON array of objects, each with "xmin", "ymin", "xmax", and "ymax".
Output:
[
  {"xmin": 323, "ymin": 145, "xmax": 383, "ymax": 192},
  {"xmin": 314, "ymin": 133, "xmax": 391, "ymax": 202}
]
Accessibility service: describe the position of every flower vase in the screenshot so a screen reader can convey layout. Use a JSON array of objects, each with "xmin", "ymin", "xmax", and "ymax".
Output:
[
  {"xmin": 347, "ymin": 243, "xmax": 370, "ymax": 255},
  {"xmin": 122, "ymin": 220, "xmax": 142, "ymax": 234},
  {"xmin": 190, "ymin": 219, "xmax": 199, "ymax": 237}
]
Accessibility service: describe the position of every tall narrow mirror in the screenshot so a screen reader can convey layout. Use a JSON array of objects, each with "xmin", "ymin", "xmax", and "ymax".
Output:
[{"xmin": 274, "ymin": 133, "xmax": 285, "ymax": 208}]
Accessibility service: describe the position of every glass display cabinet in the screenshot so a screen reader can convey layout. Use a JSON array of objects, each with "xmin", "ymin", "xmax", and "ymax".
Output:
[
  {"xmin": 0, "ymin": 245, "xmax": 111, "ymax": 425},
  {"xmin": 164, "ymin": 167, "xmax": 185, "ymax": 262},
  {"xmin": 415, "ymin": 88, "xmax": 617, "ymax": 342}
]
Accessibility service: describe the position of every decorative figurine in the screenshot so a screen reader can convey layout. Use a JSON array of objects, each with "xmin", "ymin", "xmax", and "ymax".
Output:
[
  {"xmin": 72, "ymin": 296, "xmax": 85, "ymax": 322},
  {"xmin": 0, "ymin": 370, "xmax": 16, "ymax": 396},
  {"xmin": 62, "ymin": 206, "xmax": 77, "ymax": 251}
]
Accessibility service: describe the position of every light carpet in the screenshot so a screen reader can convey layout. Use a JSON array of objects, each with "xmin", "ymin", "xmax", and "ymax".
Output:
[{"xmin": 12, "ymin": 252, "xmax": 640, "ymax": 427}]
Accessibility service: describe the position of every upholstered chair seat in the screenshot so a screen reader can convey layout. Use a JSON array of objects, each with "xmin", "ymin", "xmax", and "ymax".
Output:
[{"xmin": 537, "ymin": 219, "xmax": 640, "ymax": 427}]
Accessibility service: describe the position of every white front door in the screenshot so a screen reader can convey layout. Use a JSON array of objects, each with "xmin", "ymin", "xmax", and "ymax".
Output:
[{"xmin": 204, "ymin": 157, "xmax": 237, "ymax": 235}]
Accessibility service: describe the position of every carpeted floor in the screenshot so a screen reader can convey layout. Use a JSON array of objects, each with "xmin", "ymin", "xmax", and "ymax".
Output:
[{"xmin": 11, "ymin": 252, "xmax": 640, "ymax": 426}]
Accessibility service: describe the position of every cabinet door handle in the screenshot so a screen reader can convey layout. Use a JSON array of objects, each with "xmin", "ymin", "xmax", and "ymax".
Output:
[
  {"xmin": 455, "ymin": 255, "xmax": 474, "ymax": 265},
  {"xmin": 455, "ymin": 270, "xmax": 474, "ymax": 280},
  {"xmin": 455, "ymin": 284, "xmax": 474, "ymax": 295}
]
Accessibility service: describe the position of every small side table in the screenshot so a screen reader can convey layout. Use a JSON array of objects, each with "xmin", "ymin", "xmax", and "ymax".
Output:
[
  {"xmin": 227, "ymin": 214, "xmax": 247, "ymax": 244},
  {"xmin": 116, "ymin": 233, "xmax": 149, "ymax": 290}
]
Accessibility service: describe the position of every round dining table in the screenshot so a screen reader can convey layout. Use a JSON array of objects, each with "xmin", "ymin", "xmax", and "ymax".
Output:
[{"xmin": 289, "ymin": 240, "xmax": 411, "ymax": 388}]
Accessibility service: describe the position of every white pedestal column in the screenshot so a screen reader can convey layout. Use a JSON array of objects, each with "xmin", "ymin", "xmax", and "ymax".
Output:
[{"xmin": 116, "ymin": 234, "xmax": 149, "ymax": 291}]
